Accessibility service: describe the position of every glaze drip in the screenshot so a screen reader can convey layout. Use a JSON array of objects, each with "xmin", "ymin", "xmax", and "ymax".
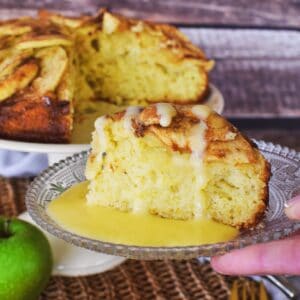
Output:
[
  {"xmin": 155, "ymin": 103, "xmax": 177, "ymax": 127},
  {"xmin": 123, "ymin": 106, "xmax": 141, "ymax": 131},
  {"xmin": 191, "ymin": 105, "xmax": 211, "ymax": 120}
]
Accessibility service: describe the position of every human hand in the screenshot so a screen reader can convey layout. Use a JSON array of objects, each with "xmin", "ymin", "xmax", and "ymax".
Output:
[{"xmin": 211, "ymin": 195, "xmax": 300, "ymax": 275}]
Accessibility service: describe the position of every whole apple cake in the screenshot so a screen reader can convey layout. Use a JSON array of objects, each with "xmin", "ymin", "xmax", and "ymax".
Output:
[{"xmin": 0, "ymin": 10, "xmax": 213, "ymax": 143}]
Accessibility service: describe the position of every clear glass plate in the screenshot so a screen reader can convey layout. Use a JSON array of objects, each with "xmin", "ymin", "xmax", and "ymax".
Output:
[{"xmin": 25, "ymin": 140, "xmax": 300, "ymax": 259}]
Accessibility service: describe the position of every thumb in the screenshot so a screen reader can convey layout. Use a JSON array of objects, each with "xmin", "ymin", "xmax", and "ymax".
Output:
[{"xmin": 285, "ymin": 194, "xmax": 300, "ymax": 220}]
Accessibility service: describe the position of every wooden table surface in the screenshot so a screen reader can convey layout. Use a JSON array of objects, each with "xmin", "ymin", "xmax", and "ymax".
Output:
[{"xmin": 1, "ymin": 0, "xmax": 299, "ymax": 150}]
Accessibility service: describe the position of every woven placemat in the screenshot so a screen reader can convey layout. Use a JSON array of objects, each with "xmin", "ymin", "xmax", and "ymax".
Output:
[{"xmin": 0, "ymin": 177, "xmax": 237, "ymax": 300}]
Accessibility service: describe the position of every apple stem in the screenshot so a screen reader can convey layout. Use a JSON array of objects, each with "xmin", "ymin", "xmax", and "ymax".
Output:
[
  {"xmin": 4, "ymin": 219, "xmax": 10, "ymax": 235},
  {"xmin": 0, "ymin": 219, "xmax": 11, "ymax": 238}
]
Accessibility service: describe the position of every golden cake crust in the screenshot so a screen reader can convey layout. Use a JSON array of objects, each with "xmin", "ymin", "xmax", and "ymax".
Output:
[
  {"xmin": 0, "ymin": 15, "xmax": 73, "ymax": 143},
  {"xmin": 0, "ymin": 91, "xmax": 71, "ymax": 143},
  {"xmin": 98, "ymin": 9, "xmax": 212, "ymax": 65},
  {"xmin": 113, "ymin": 105, "xmax": 264, "ymax": 163},
  {"xmin": 42, "ymin": 8, "xmax": 212, "ymax": 65}
]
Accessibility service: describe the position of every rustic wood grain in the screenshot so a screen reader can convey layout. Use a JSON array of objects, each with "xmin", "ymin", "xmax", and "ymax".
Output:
[
  {"xmin": 212, "ymin": 59, "xmax": 300, "ymax": 118},
  {"xmin": 1, "ymin": 0, "xmax": 300, "ymax": 28},
  {"xmin": 0, "ymin": 7, "xmax": 299, "ymax": 119},
  {"xmin": 182, "ymin": 28, "xmax": 300, "ymax": 118},
  {"xmin": 243, "ymin": 129, "xmax": 300, "ymax": 151},
  {"xmin": 230, "ymin": 118, "xmax": 300, "ymax": 151}
]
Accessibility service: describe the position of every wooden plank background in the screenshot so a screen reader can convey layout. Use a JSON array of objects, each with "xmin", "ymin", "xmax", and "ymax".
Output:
[
  {"xmin": 1, "ymin": 0, "xmax": 300, "ymax": 28},
  {"xmin": 182, "ymin": 28, "xmax": 300, "ymax": 118},
  {"xmin": 0, "ymin": 1, "xmax": 299, "ymax": 151}
]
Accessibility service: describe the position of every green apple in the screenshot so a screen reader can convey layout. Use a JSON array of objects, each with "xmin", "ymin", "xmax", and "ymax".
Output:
[{"xmin": 0, "ymin": 216, "xmax": 53, "ymax": 300}]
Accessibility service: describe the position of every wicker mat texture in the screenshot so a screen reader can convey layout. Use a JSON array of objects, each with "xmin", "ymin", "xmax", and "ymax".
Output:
[{"xmin": 0, "ymin": 177, "xmax": 241, "ymax": 300}]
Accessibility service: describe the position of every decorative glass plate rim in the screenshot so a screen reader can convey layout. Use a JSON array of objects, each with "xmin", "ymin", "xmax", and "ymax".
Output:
[{"xmin": 26, "ymin": 140, "xmax": 300, "ymax": 259}]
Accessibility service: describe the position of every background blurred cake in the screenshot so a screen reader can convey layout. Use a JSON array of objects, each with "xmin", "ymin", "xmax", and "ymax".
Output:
[
  {"xmin": 0, "ymin": 15, "xmax": 74, "ymax": 142},
  {"xmin": 0, "ymin": 9, "xmax": 213, "ymax": 143},
  {"xmin": 86, "ymin": 104, "xmax": 270, "ymax": 229}
]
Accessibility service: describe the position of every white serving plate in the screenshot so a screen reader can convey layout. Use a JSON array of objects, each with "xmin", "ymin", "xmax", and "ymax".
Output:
[
  {"xmin": 0, "ymin": 84, "xmax": 224, "ymax": 164},
  {"xmin": 19, "ymin": 211, "xmax": 126, "ymax": 276}
]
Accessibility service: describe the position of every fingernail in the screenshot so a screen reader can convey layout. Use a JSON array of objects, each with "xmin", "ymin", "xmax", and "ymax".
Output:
[
  {"xmin": 211, "ymin": 256, "xmax": 229, "ymax": 275},
  {"xmin": 285, "ymin": 195, "xmax": 300, "ymax": 220}
]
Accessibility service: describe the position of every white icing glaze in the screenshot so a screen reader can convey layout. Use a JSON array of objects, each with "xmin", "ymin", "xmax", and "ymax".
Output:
[
  {"xmin": 123, "ymin": 106, "xmax": 141, "ymax": 131},
  {"xmin": 132, "ymin": 199, "xmax": 147, "ymax": 214},
  {"xmin": 193, "ymin": 199, "xmax": 203, "ymax": 219},
  {"xmin": 225, "ymin": 131, "xmax": 237, "ymax": 141},
  {"xmin": 131, "ymin": 21, "xmax": 144, "ymax": 33},
  {"xmin": 188, "ymin": 120, "xmax": 208, "ymax": 218},
  {"xmin": 191, "ymin": 105, "xmax": 211, "ymax": 120},
  {"xmin": 95, "ymin": 116, "xmax": 107, "ymax": 149},
  {"xmin": 155, "ymin": 103, "xmax": 177, "ymax": 127},
  {"xmin": 189, "ymin": 121, "xmax": 207, "ymax": 162}
]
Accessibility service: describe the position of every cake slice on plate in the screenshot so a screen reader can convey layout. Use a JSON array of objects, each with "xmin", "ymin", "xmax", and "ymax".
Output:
[{"xmin": 86, "ymin": 104, "xmax": 270, "ymax": 229}]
